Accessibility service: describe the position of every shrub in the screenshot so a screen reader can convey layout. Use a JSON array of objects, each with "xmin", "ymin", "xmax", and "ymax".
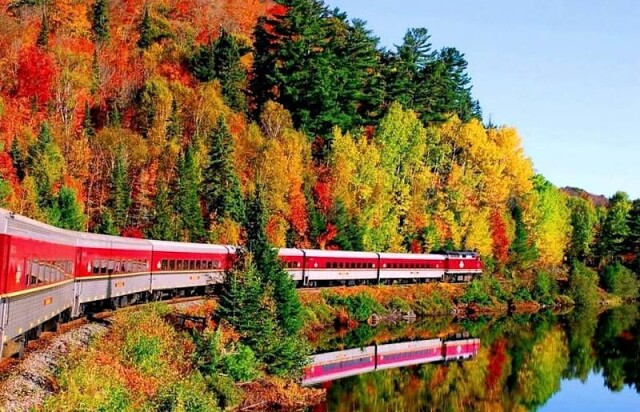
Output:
[
  {"xmin": 154, "ymin": 373, "xmax": 220, "ymax": 412},
  {"xmin": 601, "ymin": 263, "xmax": 639, "ymax": 300},
  {"xmin": 387, "ymin": 296, "xmax": 411, "ymax": 312},
  {"xmin": 222, "ymin": 344, "xmax": 260, "ymax": 382},
  {"xmin": 532, "ymin": 270, "xmax": 558, "ymax": 305},
  {"xmin": 460, "ymin": 279, "xmax": 491, "ymax": 306},
  {"xmin": 512, "ymin": 285, "xmax": 533, "ymax": 302},
  {"xmin": 568, "ymin": 262, "xmax": 599, "ymax": 307},
  {"xmin": 325, "ymin": 292, "xmax": 383, "ymax": 321},
  {"xmin": 413, "ymin": 290, "xmax": 454, "ymax": 315},
  {"xmin": 205, "ymin": 374, "xmax": 242, "ymax": 410}
]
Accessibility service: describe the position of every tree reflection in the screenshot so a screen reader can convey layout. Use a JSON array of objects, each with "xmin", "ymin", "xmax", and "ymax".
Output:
[{"xmin": 317, "ymin": 305, "xmax": 640, "ymax": 411}]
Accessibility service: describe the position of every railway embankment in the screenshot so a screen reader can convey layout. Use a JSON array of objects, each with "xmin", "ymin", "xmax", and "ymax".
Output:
[{"xmin": 24, "ymin": 302, "xmax": 323, "ymax": 411}]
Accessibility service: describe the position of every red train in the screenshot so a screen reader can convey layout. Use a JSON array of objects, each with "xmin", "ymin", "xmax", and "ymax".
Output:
[
  {"xmin": 302, "ymin": 336, "xmax": 481, "ymax": 386},
  {"xmin": 0, "ymin": 209, "xmax": 482, "ymax": 357}
]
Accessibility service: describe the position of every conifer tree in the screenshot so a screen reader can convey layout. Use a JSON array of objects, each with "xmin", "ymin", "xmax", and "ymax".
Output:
[
  {"xmin": 332, "ymin": 200, "xmax": 364, "ymax": 250},
  {"xmin": 625, "ymin": 199, "xmax": 640, "ymax": 256},
  {"xmin": 510, "ymin": 203, "xmax": 538, "ymax": 269},
  {"xmin": 148, "ymin": 180, "xmax": 175, "ymax": 240},
  {"xmin": 96, "ymin": 208, "xmax": 118, "ymax": 235},
  {"xmin": 166, "ymin": 99, "xmax": 182, "ymax": 141},
  {"xmin": 189, "ymin": 39, "xmax": 216, "ymax": 82},
  {"xmin": 245, "ymin": 186, "xmax": 303, "ymax": 335},
  {"xmin": 27, "ymin": 123, "xmax": 64, "ymax": 208},
  {"xmin": 48, "ymin": 186, "xmax": 86, "ymax": 231},
  {"xmin": 110, "ymin": 147, "xmax": 130, "ymax": 231},
  {"xmin": 36, "ymin": 12, "xmax": 49, "ymax": 47},
  {"xmin": 10, "ymin": 137, "xmax": 25, "ymax": 181},
  {"xmin": 202, "ymin": 117, "xmax": 245, "ymax": 225},
  {"xmin": 599, "ymin": 192, "xmax": 631, "ymax": 263},
  {"xmin": 175, "ymin": 144, "xmax": 205, "ymax": 241},
  {"xmin": 213, "ymin": 30, "xmax": 249, "ymax": 112},
  {"xmin": 138, "ymin": 7, "xmax": 153, "ymax": 49},
  {"xmin": 92, "ymin": 0, "xmax": 110, "ymax": 43},
  {"xmin": 82, "ymin": 102, "xmax": 95, "ymax": 139}
]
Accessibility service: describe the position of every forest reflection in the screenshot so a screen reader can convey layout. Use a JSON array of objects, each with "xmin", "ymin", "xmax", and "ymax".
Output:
[{"xmin": 307, "ymin": 305, "xmax": 640, "ymax": 411}]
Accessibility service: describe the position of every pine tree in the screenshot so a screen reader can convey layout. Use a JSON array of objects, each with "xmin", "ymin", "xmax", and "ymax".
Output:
[
  {"xmin": 189, "ymin": 39, "xmax": 216, "ymax": 82},
  {"xmin": 0, "ymin": 178, "xmax": 9, "ymax": 208},
  {"xmin": 90, "ymin": 51, "xmax": 100, "ymax": 94},
  {"xmin": 626, "ymin": 199, "xmax": 640, "ymax": 257},
  {"xmin": 245, "ymin": 186, "xmax": 303, "ymax": 335},
  {"xmin": 138, "ymin": 7, "xmax": 153, "ymax": 49},
  {"xmin": 82, "ymin": 102, "xmax": 95, "ymax": 138},
  {"xmin": 599, "ymin": 192, "xmax": 632, "ymax": 263},
  {"xmin": 110, "ymin": 147, "xmax": 130, "ymax": 231},
  {"xmin": 175, "ymin": 144, "xmax": 205, "ymax": 242},
  {"xmin": 26, "ymin": 123, "xmax": 64, "ymax": 208},
  {"xmin": 148, "ymin": 180, "xmax": 175, "ymax": 240},
  {"xmin": 48, "ymin": 186, "xmax": 86, "ymax": 231},
  {"xmin": 10, "ymin": 137, "xmax": 25, "ymax": 181},
  {"xmin": 332, "ymin": 200, "xmax": 364, "ymax": 250},
  {"xmin": 92, "ymin": 0, "xmax": 110, "ymax": 43},
  {"xmin": 213, "ymin": 30, "xmax": 249, "ymax": 112},
  {"xmin": 202, "ymin": 117, "xmax": 245, "ymax": 225},
  {"xmin": 166, "ymin": 99, "xmax": 182, "ymax": 141},
  {"xmin": 95, "ymin": 208, "xmax": 118, "ymax": 235},
  {"xmin": 510, "ymin": 203, "xmax": 538, "ymax": 269},
  {"xmin": 36, "ymin": 12, "xmax": 49, "ymax": 47}
]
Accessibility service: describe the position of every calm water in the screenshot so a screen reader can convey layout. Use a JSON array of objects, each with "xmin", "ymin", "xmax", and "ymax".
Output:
[{"xmin": 305, "ymin": 305, "xmax": 640, "ymax": 411}]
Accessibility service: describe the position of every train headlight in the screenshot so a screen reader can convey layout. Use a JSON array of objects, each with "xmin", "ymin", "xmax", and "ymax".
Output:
[{"xmin": 314, "ymin": 263, "xmax": 318, "ymax": 268}]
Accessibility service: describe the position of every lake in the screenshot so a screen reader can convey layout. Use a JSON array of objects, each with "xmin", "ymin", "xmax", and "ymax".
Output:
[{"xmin": 305, "ymin": 305, "xmax": 640, "ymax": 411}]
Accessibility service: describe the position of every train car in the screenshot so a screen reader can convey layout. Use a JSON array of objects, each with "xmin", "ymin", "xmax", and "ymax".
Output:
[
  {"xmin": 279, "ymin": 248, "xmax": 305, "ymax": 284},
  {"xmin": 301, "ymin": 249, "xmax": 379, "ymax": 286},
  {"xmin": 443, "ymin": 337, "xmax": 481, "ymax": 361},
  {"xmin": 149, "ymin": 240, "xmax": 233, "ymax": 297},
  {"xmin": 378, "ymin": 253, "xmax": 446, "ymax": 283},
  {"xmin": 444, "ymin": 251, "xmax": 483, "ymax": 282},
  {"xmin": 74, "ymin": 231, "xmax": 153, "ymax": 313},
  {"xmin": 302, "ymin": 346, "xmax": 377, "ymax": 386},
  {"xmin": 0, "ymin": 210, "xmax": 77, "ymax": 357},
  {"xmin": 376, "ymin": 338, "xmax": 444, "ymax": 370}
]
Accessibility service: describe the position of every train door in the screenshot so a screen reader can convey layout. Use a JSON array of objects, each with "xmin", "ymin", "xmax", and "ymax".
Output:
[{"xmin": 301, "ymin": 250, "xmax": 309, "ymax": 286}]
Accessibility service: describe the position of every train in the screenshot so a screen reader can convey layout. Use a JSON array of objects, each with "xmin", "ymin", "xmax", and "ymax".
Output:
[
  {"xmin": 302, "ymin": 336, "xmax": 481, "ymax": 386},
  {"xmin": 0, "ymin": 209, "xmax": 483, "ymax": 358}
]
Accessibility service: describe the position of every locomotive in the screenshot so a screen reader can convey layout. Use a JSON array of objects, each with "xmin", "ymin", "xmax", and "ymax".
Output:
[{"xmin": 0, "ymin": 209, "xmax": 482, "ymax": 358}]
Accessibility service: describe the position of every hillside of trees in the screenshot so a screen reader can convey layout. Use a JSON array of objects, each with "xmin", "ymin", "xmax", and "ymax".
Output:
[{"xmin": 0, "ymin": 0, "xmax": 638, "ymax": 281}]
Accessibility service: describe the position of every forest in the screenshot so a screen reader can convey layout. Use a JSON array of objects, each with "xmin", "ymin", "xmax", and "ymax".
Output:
[{"xmin": 0, "ymin": 0, "xmax": 639, "ymax": 292}]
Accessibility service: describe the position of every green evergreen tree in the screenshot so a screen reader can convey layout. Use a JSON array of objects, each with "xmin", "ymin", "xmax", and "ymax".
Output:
[
  {"xmin": 92, "ymin": 0, "xmax": 109, "ymax": 43},
  {"xmin": 26, "ymin": 123, "xmax": 64, "ymax": 208},
  {"xmin": 148, "ymin": 180, "xmax": 175, "ymax": 240},
  {"xmin": 166, "ymin": 99, "xmax": 182, "ymax": 141},
  {"xmin": 90, "ymin": 51, "xmax": 100, "ymax": 95},
  {"xmin": 245, "ymin": 186, "xmax": 303, "ymax": 335},
  {"xmin": 48, "ymin": 186, "xmax": 86, "ymax": 230},
  {"xmin": 332, "ymin": 200, "xmax": 364, "ymax": 250},
  {"xmin": 0, "ymin": 178, "xmax": 10, "ymax": 208},
  {"xmin": 110, "ymin": 147, "xmax": 130, "ymax": 231},
  {"xmin": 82, "ymin": 102, "xmax": 95, "ymax": 139},
  {"xmin": 567, "ymin": 196, "xmax": 597, "ymax": 262},
  {"xmin": 10, "ymin": 137, "xmax": 25, "ymax": 181},
  {"xmin": 202, "ymin": 117, "xmax": 245, "ymax": 225},
  {"xmin": 189, "ymin": 39, "xmax": 216, "ymax": 82},
  {"xmin": 213, "ymin": 30, "xmax": 249, "ymax": 112},
  {"xmin": 625, "ymin": 199, "xmax": 640, "ymax": 256},
  {"xmin": 510, "ymin": 203, "xmax": 538, "ymax": 269},
  {"xmin": 599, "ymin": 191, "xmax": 631, "ymax": 263},
  {"xmin": 95, "ymin": 208, "xmax": 118, "ymax": 235},
  {"xmin": 137, "ymin": 7, "xmax": 153, "ymax": 49},
  {"xmin": 36, "ymin": 12, "xmax": 49, "ymax": 47},
  {"xmin": 175, "ymin": 144, "xmax": 205, "ymax": 241}
]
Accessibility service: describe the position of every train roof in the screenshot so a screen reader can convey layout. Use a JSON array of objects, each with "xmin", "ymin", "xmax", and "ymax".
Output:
[
  {"xmin": 0, "ymin": 208, "xmax": 78, "ymax": 246},
  {"xmin": 75, "ymin": 230, "xmax": 152, "ymax": 250},
  {"xmin": 378, "ymin": 252, "xmax": 446, "ymax": 260},
  {"xmin": 147, "ymin": 239, "xmax": 233, "ymax": 254},
  {"xmin": 301, "ymin": 249, "xmax": 379, "ymax": 259}
]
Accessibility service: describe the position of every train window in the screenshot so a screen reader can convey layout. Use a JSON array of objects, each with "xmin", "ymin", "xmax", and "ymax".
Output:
[
  {"xmin": 205, "ymin": 261, "xmax": 211, "ymax": 270},
  {"xmin": 195, "ymin": 260, "xmax": 201, "ymax": 270},
  {"xmin": 338, "ymin": 262, "xmax": 343, "ymax": 269},
  {"xmin": 160, "ymin": 260, "xmax": 167, "ymax": 271},
  {"xmin": 212, "ymin": 260, "xmax": 220, "ymax": 269},
  {"xmin": 167, "ymin": 260, "xmax": 174, "ymax": 270},
  {"xmin": 202, "ymin": 260, "xmax": 207, "ymax": 269},
  {"xmin": 176, "ymin": 260, "xmax": 182, "ymax": 270}
]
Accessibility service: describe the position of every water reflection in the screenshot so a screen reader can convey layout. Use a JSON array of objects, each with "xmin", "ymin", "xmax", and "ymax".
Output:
[
  {"xmin": 307, "ymin": 305, "xmax": 640, "ymax": 411},
  {"xmin": 303, "ymin": 336, "xmax": 480, "ymax": 386}
]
